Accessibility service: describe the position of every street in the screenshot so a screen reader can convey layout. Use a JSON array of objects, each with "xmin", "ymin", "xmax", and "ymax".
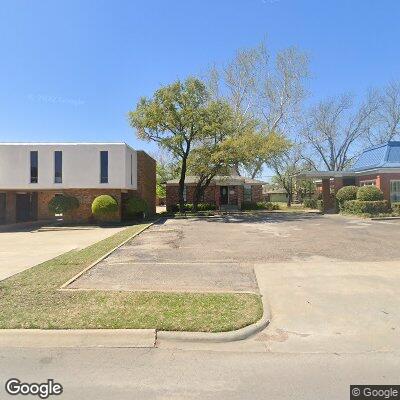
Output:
[{"xmin": 0, "ymin": 347, "xmax": 399, "ymax": 399}]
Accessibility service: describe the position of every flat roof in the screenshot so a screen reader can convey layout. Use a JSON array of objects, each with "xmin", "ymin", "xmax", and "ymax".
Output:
[
  {"xmin": 0, "ymin": 142, "xmax": 129, "ymax": 145},
  {"xmin": 166, "ymin": 175, "xmax": 265, "ymax": 185}
]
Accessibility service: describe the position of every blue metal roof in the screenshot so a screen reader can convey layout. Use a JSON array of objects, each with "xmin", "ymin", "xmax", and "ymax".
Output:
[{"xmin": 351, "ymin": 141, "xmax": 400, "ymax": 171}]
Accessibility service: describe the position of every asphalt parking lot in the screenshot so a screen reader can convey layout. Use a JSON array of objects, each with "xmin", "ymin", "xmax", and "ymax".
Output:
[{"xmin": 70, "ymin": 213, "xmax": 400, "ymax": 294}]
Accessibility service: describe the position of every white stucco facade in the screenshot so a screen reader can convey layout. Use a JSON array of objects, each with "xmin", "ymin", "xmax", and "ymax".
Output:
[{"xmin": 0, "ymin": 143, "xmax": 138, "ymax": 190}]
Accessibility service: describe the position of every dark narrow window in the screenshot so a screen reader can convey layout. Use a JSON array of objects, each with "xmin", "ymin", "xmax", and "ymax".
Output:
[
  {"xmin": 30, "ymin": 151, "xmax": 38, "ymax": 183},
  {"xmin": 54, "ymin": 151, "xmax": 62, "ymax": 183},
  {"xmin": 100, "ymin": 151, "xmax": 108, "ymax": 183},
  {"xmin": 130, "ymin": 154, "xmax": 133, "ymax": 185}
]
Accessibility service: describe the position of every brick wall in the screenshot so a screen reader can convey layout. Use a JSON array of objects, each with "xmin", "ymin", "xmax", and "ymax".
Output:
[
  {"xmin": 166, "ymin": 183, "xmax": 262, "ymax": 210},
  {"xmin": 251, "ymin": 185, "xmax": 263, "ymax": 202},
  {"xmin": 374, "ymin": 173, "xmax": 400, "ymax": 202},
  {"xmin": 137, "ymin": 151, "xmax": 156, "ymax": 215},
  {"xmin": 37, "ymin": 189, "xmax": 123, "ymax": 222},
  {"xmin": 5, "ymin": 191, "xmax": 16, "ymax": 224},
  {"xmin": 166, "ymin": 184, "xmax": 218, "ymax": 211}
]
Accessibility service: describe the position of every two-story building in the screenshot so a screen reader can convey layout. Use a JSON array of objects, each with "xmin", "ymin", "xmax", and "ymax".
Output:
[{"xmin": 0, "ymin": 143, "xmax": 156, "ymax": 224}]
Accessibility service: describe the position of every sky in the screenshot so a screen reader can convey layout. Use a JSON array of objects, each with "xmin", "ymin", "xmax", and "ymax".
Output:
[{"xmin": 1, "ymin": 0, "xmax": 399, "ymax": 166}]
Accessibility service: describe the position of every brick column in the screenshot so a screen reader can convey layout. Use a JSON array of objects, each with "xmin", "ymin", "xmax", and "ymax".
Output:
[
  {"xmin": 237, "ymin": 186, "xmax": 244, "ymax": 209},
  {"xmin": 333, "ymin": 177, "xmax": 343, "ymax": 194},
  {"xmin": 5, "ymin": 192, "xmax": 16, "ymax": 224},
  {"xmin": 376, "ymin": 175, "xmax": 381, "ymax": 190},
  {"xmin": 215, "ymin": 186, "xmax": 220, "ymax": 209},
  {"xmin": 322, "ymin": 178, "xmax": 334, "ymax": 212},
  {"xmin": 136, "ymin": 151, "xmax": 156, "ymax": 215}
]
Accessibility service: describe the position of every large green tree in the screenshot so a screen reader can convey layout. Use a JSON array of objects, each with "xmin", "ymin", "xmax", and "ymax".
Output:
[
  {"xmin": 188, "ymin": 123, "xmax": 290, "ymax": 210},
  {"xmin": 129, "ymin": 77, "xmax": 224, "ymax": 212}
]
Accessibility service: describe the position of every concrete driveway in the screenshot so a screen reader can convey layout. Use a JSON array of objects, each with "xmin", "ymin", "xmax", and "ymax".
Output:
[{"xmin": 0, "ymin": 224, "xmax": 126, "ymax": 281}]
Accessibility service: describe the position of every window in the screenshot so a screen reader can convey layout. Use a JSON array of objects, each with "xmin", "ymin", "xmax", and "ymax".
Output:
[
  {"xmin": 100, "ymin": 151, "xmax": 108, "ymax": 183},
  {"xmin": 244, "ymin": 184, "xmax": 252, "ymax": 202},
  {"xmin": 390, "ymin": 181, "xmax": 400, "ymax": 202},
  {"xmin": 54, "ymin": 151, "xmax": 62, "ymax": 183},
  {"xmin": 30, "ymin": 151, "xmax": 38, "ymax": 183},
  {"xmin": 130, "ymin": 154, "xmax": 133, "ymax": 185},
  {"xmin": 359, "ymin": 179, "xmax": 376, "ymax": 186}
]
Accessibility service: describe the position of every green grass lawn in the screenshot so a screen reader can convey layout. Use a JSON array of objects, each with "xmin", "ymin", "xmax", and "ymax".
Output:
[
  {"xmin": 276, "ymin": 203, "xmax": 312, "ymax": 212},
  {"xmin": 0, "ymin": 224, "xmax": 262, "ymax": 332}
]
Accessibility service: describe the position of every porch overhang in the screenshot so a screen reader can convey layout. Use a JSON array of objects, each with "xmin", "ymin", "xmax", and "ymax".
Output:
[{"xmin": 296, "ymin": 171, "xmax": 356, "ymax": 180}]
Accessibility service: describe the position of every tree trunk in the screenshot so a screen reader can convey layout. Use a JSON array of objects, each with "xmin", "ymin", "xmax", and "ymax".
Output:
[
  {"xmin": 193, "ymin": 176, "xmax": 213, "ymax": 212},
  {"xmin": 178, "ymin": 155, "xmax": 188, "ymax": 213},
  {"xmin": 286, "ymin": 177, "xmax": 292, "ymax": 207},
  {"xmin": 287, "ymin": 192, "xmax": 292, "ymax": 207},
  {"xmin": 192, "ymin": 181, "xmax": 203, "ymax": 212}
]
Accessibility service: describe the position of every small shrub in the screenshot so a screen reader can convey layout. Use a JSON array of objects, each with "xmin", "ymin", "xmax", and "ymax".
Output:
[
  {"xmin": 317, "ymin": 200, "xmax": 324, "ymax": 212},
  {"xmin": 357, "ymin": 185, "xmax": 384, "ymax": 201},
  {"xmin": 303, "ymin": 198, "xmax": 318, "ymax": 209},
  {"xmin": 196, "ymin": 203, "xmax": 217, "ymax": 211},
  {"xmin": 342, "ymin": 200, "xmax": 389, "ymax": 215},
  {"xmin": 265, "ymin": 202, "xmax": 280, "ymax": 210},
  {"xmin": 391, "ymin": 202, "xmax": 400, "ymax": 216},
  {"xmin": 48, "ymin": 195, "xmax": 79, "ymax": 214},
  {"xmin": 92, "ymin": 195, "xmax": 119, "ymax": 221},
  {"xmin": 336, "ymin": 186, "xmax": 358, "ymax": 209},
  {"xmin": 242, "ymin": 202, "xmax": 262, "ymax": 210},
  {"xmin": 167, "ymin": 204, "xmax": 179, "ymax": 213},
  {"xmin": 167, "ymin": 203, "xmax": 216, "ymax": 213},
  {"xmin": 125, "ymin": 197, "xmax": 148, "ymax": 220}
]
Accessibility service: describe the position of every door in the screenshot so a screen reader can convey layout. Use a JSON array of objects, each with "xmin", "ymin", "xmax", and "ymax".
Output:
[
  {"xmin": 16, "ymin": 193, "xmax": 38, "ymax": 222},
  {"xmin": 220, "ymin": 186, "xmax": 229, "ymax": 205},
  {"xmin": 0, "ymin": 193, "xmax": 6, "ymax": 224}
]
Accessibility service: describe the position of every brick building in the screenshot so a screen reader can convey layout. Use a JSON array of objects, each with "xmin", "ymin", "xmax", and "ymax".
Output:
[
  {"xmin": 0, "ymin": 143, "xmax": 156, "ymax": 224},
  {"xmin": 166, "ymin": 175, "xmax": 264, "ymax": 211},
  {"xmin": 297, "ymin": 141, "xmax": 400, "ymax": 212}
]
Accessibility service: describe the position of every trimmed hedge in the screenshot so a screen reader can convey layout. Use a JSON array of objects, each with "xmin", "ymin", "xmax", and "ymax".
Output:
[
  {"xmin": 357, "ymin": 185, "xmax": 384, "ymax": 201},
  {"xmin": 125, "ymin": 197, "xmax": 148, "ymax": 220},
  {"xmin": 392, "ymin": 202, "xmax": 400, "ymax": 216},
  {"xmin": 92, "ymin": 195, "xmax": 119, "ymax": 220},
  {"xmin": 48, "ymin": 195, "xmax": 79, "ymax": 214},
  {"xmin": 168, "ymin": 203, "xmax": 217, "ymax": 213},
  {"xmin": 303, "ymin": 198, "xmax": 318, "ymax": 209},
  {"xmin": 242, "ymin": 201, "xmax": 280, "ymax": 211},
  {"xmin": 336, "ymin": 186, "xmax": 358, "ymax": 208},
  {"xmin": 342, "ymin": 200, "xmax": 389, "ymax": 215}
]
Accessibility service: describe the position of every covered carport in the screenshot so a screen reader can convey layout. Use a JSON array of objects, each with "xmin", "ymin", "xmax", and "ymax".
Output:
[{"xmin": 296, "ymin": 171, "xmax": 356, "ymax": 212}]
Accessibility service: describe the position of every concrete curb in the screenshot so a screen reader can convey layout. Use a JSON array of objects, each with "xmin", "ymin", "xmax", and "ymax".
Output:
[
  {"xmin": 370, "ymin": 216, "xmax": 400, "ymax": 221},
  {"xmin": 156, "ymin": 292, "xmax": 270, "ymax": 343},
  {"xmin": 0, "ymin": 329, "xmax": 157, "ymax": 348},
  {"xmin": 59, "ymin": 219, "xmax": 159, "ymax": 290}
]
